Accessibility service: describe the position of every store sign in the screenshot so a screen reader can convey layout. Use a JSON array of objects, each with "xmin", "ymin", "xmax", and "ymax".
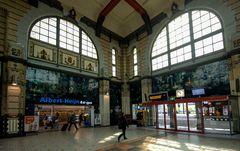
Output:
[
  {"xmin": 24, "ymin": 116, "xmax": 39, "ymax": 132},
  {"xmin": 149, "ymin": 92, "xmax": 168, "ymax": 101},
  {"xmin": 39, "ymin": 97, "xmax": 92, "ymax": 105}
]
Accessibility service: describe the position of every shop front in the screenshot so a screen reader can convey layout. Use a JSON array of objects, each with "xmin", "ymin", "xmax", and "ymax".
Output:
[
  {"xmin": 25, "ymin": 67, "xmax": 99, "ymax": 131},
  {"xmin": 35, "ymin": 104, "xmax": 94, "ymax": 131},
  {"xmin": 143, "ymin": 95, "xmax": 233, "ymax": 134}
]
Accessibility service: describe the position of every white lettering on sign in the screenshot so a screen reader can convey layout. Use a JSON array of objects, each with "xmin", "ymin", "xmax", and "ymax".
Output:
[{"xmin": 39, "ymin": 97, "xmax": 92, "ymax": 105}]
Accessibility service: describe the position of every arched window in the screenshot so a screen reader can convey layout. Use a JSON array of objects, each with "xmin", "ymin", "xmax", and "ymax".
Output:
[
  {"xmin": 30, "ymin": 17, "xmax": 57, "ymax": 45},
  {"xmin": 59, "ymin": 19, "xmax": 79, "ymax": 53},
  {"xmin": 112, "ymin": 48, "xmax": 116, "ymax": 77},
  {"xmin": 133, "ymin": 48, "xmax": 138, "ymax": 76},
  {"xmin": 81, "ymin": 31, "xmax": 97, "ymax": 59},
  {"xmin": 151, "ymin": 10, "xmax": 223, "ymax": 71},
  {"xmin": 30, "ymin": 17, "xmax": 97, "ymax": 59}
]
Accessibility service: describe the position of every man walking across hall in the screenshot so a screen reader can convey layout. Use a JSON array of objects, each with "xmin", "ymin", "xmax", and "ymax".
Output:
[
  {"xmin": 118, "ymin": 112, "xmax": 128, "ymax": 142},
  {"xmin": 68, "ymin": 112, "xmax": 78, "ymax": 131}
]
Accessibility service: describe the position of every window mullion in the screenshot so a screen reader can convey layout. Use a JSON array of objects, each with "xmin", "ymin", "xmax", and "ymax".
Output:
[
  {"xmin": 189, "ymin": 11, "xmax": 195, "ymax": 61},
  {"xmin": 166, "ymin": 25, "xmax": 171, "ymax": 67},
  {"xmin": 56, "ymin": 17, "xmax": 60, "ymax": 65},
  {"xmin": 80, "ymin": 30, "xmax": 82, "ymax": 71},
  {"xmin": 194, "ymin": 29, "xmax": 223, "ymax": 42}
]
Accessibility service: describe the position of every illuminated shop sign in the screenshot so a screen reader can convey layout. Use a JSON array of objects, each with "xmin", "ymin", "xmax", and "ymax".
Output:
[
  {"xmin": 149, "ymin": 92, "xmax": 168, "ymax": 101},
  {"xmin": 39, "ymin": 97, "xmax": 92, "ymax": 105}
]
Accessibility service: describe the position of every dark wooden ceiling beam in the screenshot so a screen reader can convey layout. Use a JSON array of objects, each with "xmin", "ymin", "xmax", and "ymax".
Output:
[
  {"xmin": 124, "ymin": 0, "xmax": 152, "ymax": 35},
  {"xmin": 96, "ymin": 0, "xmax": 121, "ymax": 37}
]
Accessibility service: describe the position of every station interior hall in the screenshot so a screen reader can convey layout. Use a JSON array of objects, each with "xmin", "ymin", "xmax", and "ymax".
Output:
[{"xmin": 0, "ymin": 0, "xmax": 240, "ymax": 151}]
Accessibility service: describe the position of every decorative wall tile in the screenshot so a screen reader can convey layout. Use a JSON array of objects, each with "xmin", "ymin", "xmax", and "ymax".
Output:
[
  {"xmin": 33, "ymin": 45, "xmax": 53, "ymax": 61},
  {"xmin": 152, "ymin": 60, "xmax": 230, "ymax": 97},
  {"xmin": 62, "ymin": 53, "xmax": 78, "ymax": 67}
]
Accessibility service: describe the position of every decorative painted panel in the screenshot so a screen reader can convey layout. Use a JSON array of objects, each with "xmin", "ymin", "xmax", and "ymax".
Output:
[
  {"xmin": 7, "ymin": 42, "xmax": 24, "ymax": 58},
  {"xmin": 28, "ymin": 40, "xmax": 57, "ymax": 63},
  {"xmin": 60, "ymin": 52, "xmax": 78, "ymax": 67},
  {"xmin": 81, "ymin": 57, "xmax": 98, "ymax": 73},
  {"xmin": 34, "ymin": 45, "xmax": 53, "ymax": 61},
  {"xmin": 130, "ymin": 81, "xmax": 142, "ymax": 104},
  {"xmin": 84, "ymin": 60, "xmax": 95, "ymax": 71},
  {"xmin": 152, "ymin": 60, "xmax": 230, "ymax": 98}
]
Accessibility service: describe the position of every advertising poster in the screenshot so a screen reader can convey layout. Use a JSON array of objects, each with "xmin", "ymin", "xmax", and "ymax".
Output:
[{"xmin": 24, "ymin": 116, "xmax": 39, "ymax": 132}]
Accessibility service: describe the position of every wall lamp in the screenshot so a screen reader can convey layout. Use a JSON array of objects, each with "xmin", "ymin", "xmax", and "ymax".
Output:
[{"xmin": 11, "ymin": 75, "xmax": 17, "ymax": 85}]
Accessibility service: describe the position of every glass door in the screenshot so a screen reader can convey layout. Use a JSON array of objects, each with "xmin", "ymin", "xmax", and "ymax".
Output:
[
  {"xmin": 157, "ymin": 104, "xmax": 165, "ymax": 128},
  {"xmin": 165, "ymin": 104, "xmax": 176, "ymax": 130},
  {"xmin": 156, "ymin": 101, "xmax": 203, "ymax": 133},
  {"xmin": 176, "ymin": 103, "xmax": 188, "ymax": 131},
  {"xmin": 188, "ymin": 102, "xmax": 203, "ymax": 132}
]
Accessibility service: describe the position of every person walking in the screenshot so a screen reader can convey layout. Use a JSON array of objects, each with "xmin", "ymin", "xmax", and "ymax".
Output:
[
  {"xmin": 118, "ymin": 112, "xmax": 128, "ymax": 142},
  {"xmin": 68, "ymin": 112, "xmax": 78, "ymax": 131}
]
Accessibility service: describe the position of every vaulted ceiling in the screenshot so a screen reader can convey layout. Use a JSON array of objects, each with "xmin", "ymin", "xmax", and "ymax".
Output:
[{"xmin": 58, "ymin": 0, "xmax": 185, "ymax": 37}]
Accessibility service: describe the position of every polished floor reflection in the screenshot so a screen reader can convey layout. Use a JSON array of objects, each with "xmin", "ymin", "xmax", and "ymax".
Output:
[
  {"xmin": 100, "ymin": 132, "xmax": 240, "ymax": 151},
  {"xmin": 0, "ymin": 126, "xmax": 239, "ymax": 151}
]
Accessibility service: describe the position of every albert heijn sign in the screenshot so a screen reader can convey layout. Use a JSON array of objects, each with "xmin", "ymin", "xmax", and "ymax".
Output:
[{"xmin": 38, "ymin": 97, "xmax": 93, "ymax": 105}]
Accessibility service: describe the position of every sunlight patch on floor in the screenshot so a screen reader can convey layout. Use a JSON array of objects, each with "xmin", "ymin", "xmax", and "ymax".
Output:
[
  {"xmin": 185, "ymin": 143, "xmax": 236, "ymax": 151},
  {"xmin": 144, "ymin": 136, "xmax": 181, "ymax": 148},
  {"xmin": 98, "ymin": 132, "xmax": 121, "ymax": 144}
]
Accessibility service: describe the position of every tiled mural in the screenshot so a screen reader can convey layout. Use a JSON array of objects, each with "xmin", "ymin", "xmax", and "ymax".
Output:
[
  {"xmin": 153, "ymin": 60, "xmax": 230, "ymax": 98},
  {"xmin": 130, "ymin": 81, "xmax": 142, "ymax": 104},
  {"xmin": 109, "ymin": 82, "xmax": 122, "ymax": 125},
  {"xmin": 25, "ymin": 67, "xmax": 99, "ymax": 114}
]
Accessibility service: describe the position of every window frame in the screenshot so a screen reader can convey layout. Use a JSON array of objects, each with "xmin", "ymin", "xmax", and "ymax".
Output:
[
  {"xmin": 112, "ymin": 48, "xmax": 116, "ymax": 77},
  {"xmin": 29, "ymin": 16, "xmax": 98, "ymax": 59},
  {"xmin": 133, "ymin": 47, "xmax": 138, "ymax": 76},
  {"xmin": 151, "ymin": 9, "xmax": 224, "ymax": 72}
]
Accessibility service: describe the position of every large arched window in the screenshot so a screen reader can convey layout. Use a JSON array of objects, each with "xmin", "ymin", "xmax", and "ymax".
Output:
[
  {"xmin": 112, "ymin": 48, "xmax": 116, "ymax": 77},
  {"xmin": 133, "ymin": 48, "xmax": 138, "ymax": 76},
  {"xmin": 151, "ymin": 10, "xmax": 224, "ymax": 71},
  {"xmin": 59, "ymin": 19, "xmax": 79, "ymax": 53},
  {"xmin": 30, "ymin": 17, "xmax": 97, "ymax": 59}
]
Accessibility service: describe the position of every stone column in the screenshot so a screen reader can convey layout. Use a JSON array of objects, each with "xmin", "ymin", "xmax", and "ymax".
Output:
[
  {"xmin": 141, "ymin": 78, "xmax": 152, "ymax": 102},
  {"xmin": 229, "ymin": 55, "xmax": 240, "ymax": 133},
  {"xmin": 1, "ymin": 43, "xmax": 26, "ymax": 116},
  {"xmin": 99, "ymin": 79, "xmax": 110, "ymax": 126},
  {"xmin": 141, "ymin": 78, "xmax": 152, "ymax": 126},
  {"xmin": 120, "ymin": 45, "xmax": 130, "ymax": 115},
  {"xmin": 122, "ymin": 83, "xmax": 130, "ymax": 114}
]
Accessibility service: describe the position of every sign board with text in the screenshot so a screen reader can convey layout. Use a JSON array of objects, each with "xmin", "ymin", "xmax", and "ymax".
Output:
[{"xmin": 149, "ymin": 92, "xmax": 168, "ymax": 101}]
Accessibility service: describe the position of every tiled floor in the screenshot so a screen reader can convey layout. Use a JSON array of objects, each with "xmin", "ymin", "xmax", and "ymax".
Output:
[{"xmin": 0, "ymin": 126, "xmax": 240, "ymax": 151}]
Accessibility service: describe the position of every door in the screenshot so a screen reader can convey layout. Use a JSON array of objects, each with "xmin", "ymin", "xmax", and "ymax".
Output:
[
  {"xmin": 156, "ymin": 101, "xmax": 203, "ymax": 133},
  {"xmin": 176, "ymin": 103, "xmax": 188, "ymax": 131},
  {"xmin": 203, "ymin": 100, "xmax": 231, "ymax": 134},
  {"xmin": 165, "ymin": 104, "xmax": 176, "ymax": 130},
  {"xmin": 156, "ymin": 102, "xmax": 176, "ymax": 130},
  {"xmin": 187, "ymin": 102, "xmax": 203, "ymax": 133},
  {"xmin": 157, "ymin": 104, "xmax": 165, "ymax": 128}
]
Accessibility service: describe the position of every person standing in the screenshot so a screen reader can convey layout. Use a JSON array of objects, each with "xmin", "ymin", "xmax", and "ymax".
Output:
[
  {"xmin": 118, "ymin": 112, "xmax": 128, "ymax": 142},
  {"xmin": 79, "ymin": 113, "xmax": 84, "ymax": 126},
  {"xmin": 53, "ymin": 112, "xmax": 60, "ymax": 129},
  {"xmin": 68, "ymin": 112, "xmax": 78, "ymax": 131}
]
